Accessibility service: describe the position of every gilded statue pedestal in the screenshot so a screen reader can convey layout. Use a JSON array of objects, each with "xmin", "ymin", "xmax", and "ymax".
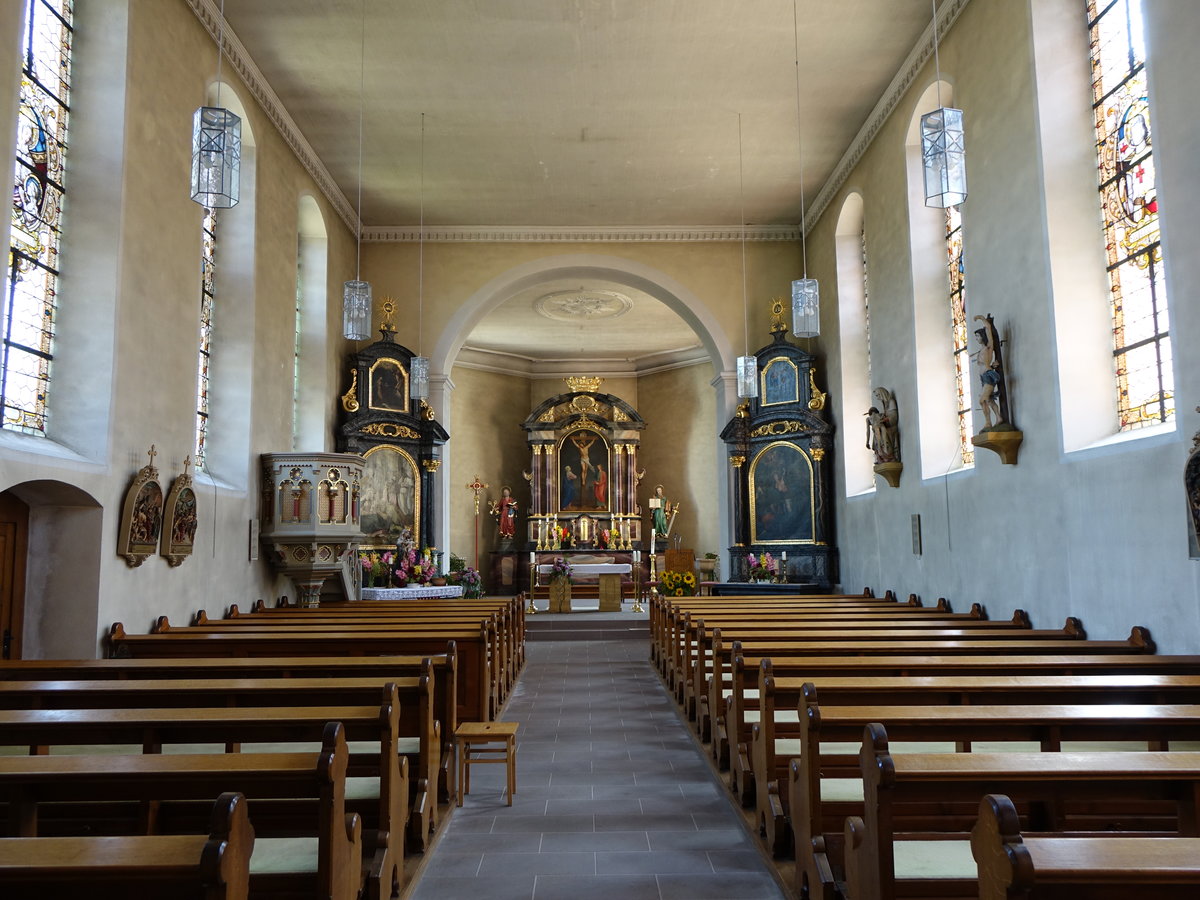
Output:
[
  {"xmin": 971, "ymin": 427, "xmax": 1023, "ymax": 465},
  {"xmin": 873, "ymin": 461, "xmax": 903, "ymax": 488},
  {"xmin": 598, "ymin": 573, "xmax": 623, "ymax": 611}
]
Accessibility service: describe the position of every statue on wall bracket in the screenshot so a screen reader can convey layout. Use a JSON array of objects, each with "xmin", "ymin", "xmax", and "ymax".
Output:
[
  {"xmin": 969, "ymin": 313, "xmax": 1024, "ymax": 465},
  {"xmin": 866, "ymin": 387, "xmax": 903, "ymax": 488},
  {"xmin": 1185, "ymin": 407, "xmax": 1200, "ymax": 560}
]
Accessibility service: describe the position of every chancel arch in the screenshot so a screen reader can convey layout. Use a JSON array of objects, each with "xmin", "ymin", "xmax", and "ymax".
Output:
[{"xmin": 428, "ymin": 253, "xmax": 742, "ymax": 568}]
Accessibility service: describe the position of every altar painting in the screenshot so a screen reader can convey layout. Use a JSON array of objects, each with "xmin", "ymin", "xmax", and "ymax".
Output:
[
  {"xmin": 559, "ymin": 428, "xmax": 610, "ymax": 512},
  {"xmin": 360, "ymin": 445, "xmax": 419, "ymax": 546},
  {"xmin": 750, "ymin": 441, "xmax": 814, "ymax": 543}
]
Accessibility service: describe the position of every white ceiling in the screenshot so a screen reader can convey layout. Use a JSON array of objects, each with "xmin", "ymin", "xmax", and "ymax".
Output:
[{"xmin": 213, "ymin": 0, "xmax": 942, "ymax": 366}]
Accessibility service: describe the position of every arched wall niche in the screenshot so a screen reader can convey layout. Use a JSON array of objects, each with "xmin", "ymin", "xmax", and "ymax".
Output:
[
  {"xmin": 905, "ymin": 79, "xmax": 969, "ymax": 478},
  {"xmin": 3, "ymin": 480, "xmax": 103, "ymax": 659}
]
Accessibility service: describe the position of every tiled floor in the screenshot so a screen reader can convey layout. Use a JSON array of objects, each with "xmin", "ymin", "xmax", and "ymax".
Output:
[{"xmin": 407, "ymin": 638, "xmax": 789, "ymax": 900}]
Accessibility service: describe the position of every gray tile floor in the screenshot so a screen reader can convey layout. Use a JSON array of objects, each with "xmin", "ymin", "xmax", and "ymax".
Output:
[{"xmin": 407, "ymin": 639, "xmax": 788, "ymax": 900}]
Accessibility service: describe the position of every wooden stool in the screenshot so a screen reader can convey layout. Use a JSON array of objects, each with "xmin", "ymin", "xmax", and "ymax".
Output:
[{"xmin": 454, "ymin": 721, "xmax": 518, "ymax": 806}]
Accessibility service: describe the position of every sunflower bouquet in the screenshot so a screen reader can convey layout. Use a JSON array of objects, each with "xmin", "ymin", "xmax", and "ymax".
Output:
[{"xmin": 659, "ymin": 569, "xmax": 697, "ymax": 597}]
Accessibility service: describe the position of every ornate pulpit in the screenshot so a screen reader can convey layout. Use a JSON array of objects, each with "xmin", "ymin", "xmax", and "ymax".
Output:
[{"xmin": 720, "ymin": 320, "xmax": 837, "ymax": 590}]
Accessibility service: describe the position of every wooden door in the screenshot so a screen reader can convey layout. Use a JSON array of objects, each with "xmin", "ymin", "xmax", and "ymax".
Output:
[{"xmin": 0, "ymin": 492, "xmax": 28, "ymax": 659}]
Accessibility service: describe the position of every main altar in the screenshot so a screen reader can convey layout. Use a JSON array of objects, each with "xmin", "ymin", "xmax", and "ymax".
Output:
[{"xmin": 516, "ymin": 377, "xmax": 649, "ymax": 600}]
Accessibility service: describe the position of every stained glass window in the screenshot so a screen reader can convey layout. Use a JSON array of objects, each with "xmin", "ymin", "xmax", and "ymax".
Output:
[
  {"xmin": 4, "ymin": 0, "xmax": 72, "ymax": 435},
  {"xmin": 946, "ymin": 204, "xmax": 973, "ymax": 466},
  {"xmin": 195, "ymin": 207, "xmax": 216, "ymax": 468},
  {"xmin": 862, "ymin": 227, "xmax": 872, "ymax": 388},
  {"xmin": 293, "ymin": 239, "xmax": 302, "ymax": 449},
  {"xmin": 1087, "ymin": 0, "xmax": 1172, "ymax": 430}
]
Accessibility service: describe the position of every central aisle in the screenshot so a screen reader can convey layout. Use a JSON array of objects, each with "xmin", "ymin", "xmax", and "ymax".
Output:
[{"xmin": 409, "ymin": 638, "xmax": 789, "ymax": 900}]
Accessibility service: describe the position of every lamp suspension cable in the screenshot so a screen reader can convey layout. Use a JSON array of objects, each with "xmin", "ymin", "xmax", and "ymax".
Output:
[
  {"xmin": 215, "ymin": 0, "xmax": 225, "ymax": 109},
  {"xmin": 355, "ymin": 3, "xmax": 365, "ymax": 285},
  {"xmin": 792, "ymin": 0, "xmax": 805, "ymax": 278},
  {"xmin": 932, "ymin": 0, "xmax": 942, "ymax": 108},
  {"xmin": 789, "ymin": 0, "xmax": 821, "ymax": 340},
  {"xmin": 739, "ymin": 111, "xmax": 748, "ymax": 357},
  {"xmin": 418, "ymin": 111, "xmax": 425, "ymax": 355}
]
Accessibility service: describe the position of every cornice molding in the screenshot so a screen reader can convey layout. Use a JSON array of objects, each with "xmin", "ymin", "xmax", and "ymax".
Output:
[
  {"xmin": 363, "ymin": 225, "xmax": 800, "ymax": 243},
  {"xmin": 453, "ymin": 345, "xmax": 710, "ymax": 378},
  {"xmin": 805, "ymin": 0, "xmax": 972, "ymax": 232},
  {"xmin": 186, "ymin": 0, "xmax": 358, "ymax": 233}
]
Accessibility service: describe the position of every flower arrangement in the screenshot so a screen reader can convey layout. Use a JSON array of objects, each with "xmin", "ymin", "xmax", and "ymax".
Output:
[
  {"xmin": 449, "ymin": 565, "xmax": 483, "ymax": 598},
  {"xmin": 598, "ymin": 528, "xmax": 612, "ymax": 549},
  {"xmin": 747, "ymin": 551, "xmax": 779, "ymax": 582},
  {"xmin": 394, "ymin": 543, "xmax": 437, "ymax": 587},
  {"xmin": 360, "ymin": 550, "xmax": 396, "ymax": 586},
  {"xmin": 659, "ymin": 569, "xmax": 697, "ymax": 597},
  {"xmin": 550, "ymin": 524, "xmax": 572, "ymax": 549},
  {"xmin": 548, "ymin": 557, "xmax": 572, "ymax": 582}
]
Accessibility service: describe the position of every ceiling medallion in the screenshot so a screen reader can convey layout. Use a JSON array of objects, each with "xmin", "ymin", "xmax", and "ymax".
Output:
[{"xmin": 535, "ymin": 289, "xmax": 633, "ymax": 322}]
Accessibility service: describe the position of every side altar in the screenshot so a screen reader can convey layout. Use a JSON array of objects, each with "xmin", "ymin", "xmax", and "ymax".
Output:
[
  {"xmin": 720, "ymin": 312, "xmax": 838, "ymax": 590},
  {"xmin": 335, "ymin": 311, "xmax": 448, "ymax": 555}
]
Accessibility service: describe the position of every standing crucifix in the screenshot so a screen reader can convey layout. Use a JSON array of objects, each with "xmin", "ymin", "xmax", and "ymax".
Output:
[{"xmin": 465, "ymin": 474, "xmax": 489, "ymax": 571}]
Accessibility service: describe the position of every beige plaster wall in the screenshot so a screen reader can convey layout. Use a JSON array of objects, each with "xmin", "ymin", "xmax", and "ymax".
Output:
[
  {"xmin": 636, "ymin": 365, "xmax": 721, "ymax": 559},
  {"xmin": 0, "ymin": 0, "xmax": 357, "ymax": 655},
  {"xmin": 804, "ymin": 0, "xmax": 1200, "ymax": 652},
  {"xmin": 446, "ymin": 366, "xmax": 532, "ymax": 583}
]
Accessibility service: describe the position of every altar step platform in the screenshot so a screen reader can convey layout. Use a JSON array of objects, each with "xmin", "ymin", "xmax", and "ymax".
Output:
[{"xmin": 525, "ymin": 608, "xmax": 649, "ymax": 642}]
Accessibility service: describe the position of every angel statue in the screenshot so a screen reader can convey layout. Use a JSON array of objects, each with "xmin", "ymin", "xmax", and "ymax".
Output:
[{"xmin": 865, "ymin": 387, "xmax": 900, "ymax": 464}]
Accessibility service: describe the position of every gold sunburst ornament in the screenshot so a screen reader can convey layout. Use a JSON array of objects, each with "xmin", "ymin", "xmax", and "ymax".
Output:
[
  {"xmin": 379, "ymin": 297, "xmax": 397, "ymax": 335},
  {"xmin": 770, "ymin": 299, "xmax": 787, "ymax": 334}
]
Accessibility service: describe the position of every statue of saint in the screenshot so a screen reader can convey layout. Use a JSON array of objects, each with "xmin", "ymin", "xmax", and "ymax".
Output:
[
  {"xmin": 972, "ymin": 314, "xmax": 1006, "ymax": 430},
  {"xmin": 489, "ymin": 485, "xmax": 518, "ymax": 540},
  {"xmin": 865, "ymin": 387, "xmax": 900, "ymax": 464}
]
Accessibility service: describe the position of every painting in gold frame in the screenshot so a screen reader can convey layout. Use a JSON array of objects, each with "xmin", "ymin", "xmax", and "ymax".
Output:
[
  {"xmin": 749, "ymin": 440, "xmax": 814, "ymax": 544},
  {"xmin": 359, "ymin": 444, "xmax": 420, "ymax": 547}
]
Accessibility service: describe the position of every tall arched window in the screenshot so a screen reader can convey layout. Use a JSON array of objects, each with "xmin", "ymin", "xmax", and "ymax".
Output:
[
  {"xmin": 294, "ymin": 194, "xmax": 329, "ymax": 451},
  {"xmin": 1087, "ymin": 0, "xmax": 1172, "ymax": 431},
  {"xmin": 4, "ymin": 0, "xmax": 72, "ymax": 435},
  {"xmin": 835, "ymin": 192, "xmax": 874, "ymax": 495},
  {"xmin": 908, "ymin": 80, "xmax": 971, "ymax": 475}
]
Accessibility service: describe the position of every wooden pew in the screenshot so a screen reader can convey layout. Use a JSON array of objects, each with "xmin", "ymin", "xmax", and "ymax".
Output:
[
  {"xmin": 0, "ymin": 687, "xmax": 415, "ymax": 888},
  {"xmin": 968, "ymin": 794, "xmax": 1200, "ymax": 900},
  {"xmin": 718, "ymin": 629, "xmax": 1153, "ymax": 808},
  {"xmin": 0, "ymin": 673, "xmax": 436, "ymax": 854},
  {"xmin": 679, "ymin": 601, "xmax": 1002, "ymax": 731},
  {"xmin": 223, "ymin": 595, "xmax": 526, "ymax": 691},
  {"xmin": 0, "ymin": 724, "xmax": 372, "ymax": 900},
  {"xmin": 713, "ymin": 630, "xmax": 1157, "ymax": 780},
  {"xmin": 789, "ymin": 698, "xmax": 1200, "ymax": 900},
  {"xmin": 0, "ymin": 652, "xmax": 456, "ymax": 806},
  {"xmin": 751, "ymin": 668, "xmax": 1200, "ymax": 857},
  {"xmin": 685, "ymin": 606, "xmax": 1024, "ymax": 736},
  {"xmin": 0, "ymin": 791, "xmax": 255, "ymax": 900},
  {"xmin": 108, "ymin": 621, "xmax": 496, "ymax": 725},
  {"xmin": 841, "ymin": 724, "xmax": 1200, "ymax": 900}
]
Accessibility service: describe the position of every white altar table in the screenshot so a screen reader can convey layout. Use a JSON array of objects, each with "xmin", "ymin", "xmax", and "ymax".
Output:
[{"xmin": 361, "ymin": 585, "xmax": 464, "ymax": 600}]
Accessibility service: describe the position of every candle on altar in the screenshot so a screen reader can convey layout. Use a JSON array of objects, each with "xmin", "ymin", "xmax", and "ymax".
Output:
[
  {"xmin": 529, "ymin": 551, "xmax": 535, "ymax": 566},
  {"xmin": 650, "ymin": 534, "xmax": 656, "ymax": 555},
  {"xmin": 782, "ymin": 550, "xmax": 787, "ymax": 561}
]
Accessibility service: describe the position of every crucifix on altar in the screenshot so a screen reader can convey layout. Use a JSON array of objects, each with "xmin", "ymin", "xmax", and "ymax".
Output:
[{"xmin": 465, "ymin": 473, "xmax": 489, "ymax": 571}]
